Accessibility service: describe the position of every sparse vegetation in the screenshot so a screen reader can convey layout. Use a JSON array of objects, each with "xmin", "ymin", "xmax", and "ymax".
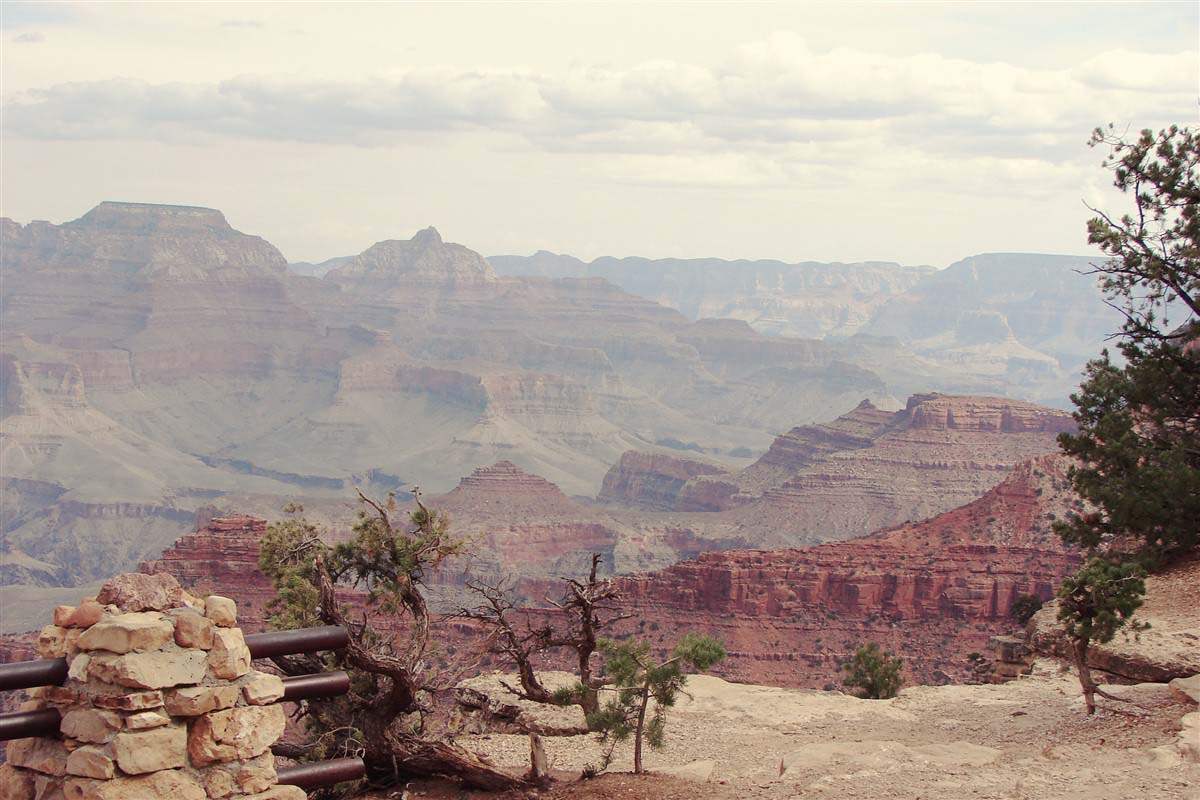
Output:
[
  {"xmin": 1056, "ymin": 557, "xmax": 1147, "ymax": 715},
  {"xmin": 588, "ymin": 633, "xmax": 726, "ymax": 774},
  {"xmin": 463, "ymin": 553, "xmax": 628, "ymax": 722},
  {"xmin": 258, "ymin": 494, "xmax": 523, "ymax": 792},
  {"xmin": 1010, "ymin": 594, "xmax": 1044, "ymax": 625},
  {"xmin": 1053, "ymin": 125, "xmax": 1197, "ymax": 714},
  {"xmin": 842, "ymin": 642, "xmax": 904, "ymax": 699},
  {"xmin": 1056, "ymin": 125, "xmax": 1199, "ymax": 563}
]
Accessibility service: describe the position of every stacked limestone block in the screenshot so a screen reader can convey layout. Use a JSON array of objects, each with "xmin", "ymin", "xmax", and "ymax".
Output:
[{"xmin": 0, "ymin": 573, "xmax": 305, "ymax": 800}]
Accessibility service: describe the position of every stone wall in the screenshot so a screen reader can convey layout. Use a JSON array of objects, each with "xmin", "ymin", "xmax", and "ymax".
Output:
[{"xmin": 0, "ymin": 573, "xmax": 303, "ymax": 800}]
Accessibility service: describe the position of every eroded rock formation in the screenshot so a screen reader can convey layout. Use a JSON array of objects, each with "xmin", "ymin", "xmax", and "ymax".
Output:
[
  {"xmin": 600, "ymin": 394, "xmax": 1073, "ymax": 549},
  {"xmin": 605, "ymin": 455, "xmax": 1083, "ymax": 687}
]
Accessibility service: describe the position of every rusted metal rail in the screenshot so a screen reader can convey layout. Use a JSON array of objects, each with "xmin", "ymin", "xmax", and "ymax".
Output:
[
  {"xmin": 0, "ymin": 670, "xmax": 352, "ymax": 741},
  {"xmin": 0, "ymin": 625, "xmax": 350, "ymax": 692},
  {"xmin": 276, "ymin": 757, "xmax": 367, "ymax": 788}
]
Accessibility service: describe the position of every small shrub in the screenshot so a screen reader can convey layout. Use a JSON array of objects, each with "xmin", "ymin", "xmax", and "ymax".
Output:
[
  {"xmin": 1010, "ymin": 594, "xmax": 1044, "ymax": 624},
  {"xmin": 842, "ymin": 642, "xmax": 903, "ymax": 699}
]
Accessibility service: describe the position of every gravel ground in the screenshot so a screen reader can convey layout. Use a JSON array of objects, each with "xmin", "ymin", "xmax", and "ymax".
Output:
[{"xmin": 405, "ymin": 660, "xmax": 1197, "ymax": 800}]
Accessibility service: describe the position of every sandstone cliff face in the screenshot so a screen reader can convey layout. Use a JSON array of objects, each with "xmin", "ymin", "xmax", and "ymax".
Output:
[
  {"xmin": 598, "ymin": 451, "xmax": 730, "ymax": 511},
  {"xmin": 609, "ymin": 457, "xmax": 1082, "ymax": 688},
  {"xmin": 141, "ymin": 516, "xmax": 278, "ymax": 631},
  {"xmin": 598, "ymin": 394, "xmax": 1073, "ymax": 549}
]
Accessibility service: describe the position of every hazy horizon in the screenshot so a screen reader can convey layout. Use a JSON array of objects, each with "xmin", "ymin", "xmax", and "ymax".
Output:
[{"xmin": 3, "ymin": 2, "xmax": 1196, "ymax": 266}]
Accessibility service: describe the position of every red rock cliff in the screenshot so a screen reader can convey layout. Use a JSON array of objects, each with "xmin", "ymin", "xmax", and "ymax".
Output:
[{"xmin": 608, "ymin": 456, "xmax": 1082, "ymax": 688}]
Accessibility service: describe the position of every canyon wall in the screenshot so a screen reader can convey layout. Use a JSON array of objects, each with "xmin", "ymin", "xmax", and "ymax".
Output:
[
  {"xmin": 600, "ymin": 394, "xmax": 1073, "ymax": 549},
  {"xmin": 608, "ymin": 455, "xmax": 1082, "ymax": 687}
]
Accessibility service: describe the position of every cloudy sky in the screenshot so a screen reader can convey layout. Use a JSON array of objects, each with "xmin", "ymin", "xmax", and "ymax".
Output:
[{"xmin": 2, "ymin": 2, "xmax": 1196, "ymax": 266}]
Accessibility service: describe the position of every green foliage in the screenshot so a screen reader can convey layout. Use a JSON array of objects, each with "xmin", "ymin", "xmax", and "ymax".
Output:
[
  {"xmin": 842, "ymin": 642, "xmax": 903, "ymax": 699},
  {"xmin": 260, "ymin": 494, "xmax": 461, "ymax": 624},
  {"xmin": 1057, "ymin": 125, "xmax": 1200, "ymax": 563},
  {"xmin": 1056, "ymin": 557, "xmax": 1146, "ymax": 648},
  {"xmin": 1055, "ymin": 347, "xmax": 1200, "ymax": 560},
  {"xmin": 258, "ymin": 509, "xmax": 324, "ymax": 630},
  {"xmin": 257, "ymin": 493, "xmax": 463, "ymax": 780},
  {"xmin": 1009, "ymin": 594, "xmax": 1045, "ymax": 625},
  {"xmin": 1084, "ymin": 125, "xmax": 1199, "ymax": 342},
  {"xmin": 587, "ymin": 633, "xmax": 726, "ymax": 773},
  {"xmin": 551, "ymin": 683, "xmax": 586, "ymax": 707}
]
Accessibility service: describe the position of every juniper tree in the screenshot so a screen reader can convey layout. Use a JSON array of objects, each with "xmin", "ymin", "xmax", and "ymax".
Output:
[
  {"xmin": 463, "ymin": 553, "xmax": 629, "ymax": 723},
  {"xmin": 258, "ymin": 493, "xmax": 523, "ymax": 792},
  {"xmin": 1056, "ymin": 125, "xmax": 1200, "ymax": 562},
  {"xmin": 1052, "ymin": 126, "xmax": 1196, "ymax": 715}
]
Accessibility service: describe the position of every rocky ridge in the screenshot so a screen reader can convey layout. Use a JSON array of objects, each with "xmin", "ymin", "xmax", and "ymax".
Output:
[
  {"xmin": 602, "ymin": 393, "xmax": 1074, "ymax": 547},
  {"xmin": 122, "ymin": 455, "xmax": 1084, "ymax": 691},
  {"xmin": 489, "ymin": 251, "xmax": 935, "ymax": 339},
  {"xmin": 605, "ymin": 454, "xmax": 1083, "ymax": 688},
  {"xmin": 3, "ymin": 202, "xmax": 896, "ymax": 590}
]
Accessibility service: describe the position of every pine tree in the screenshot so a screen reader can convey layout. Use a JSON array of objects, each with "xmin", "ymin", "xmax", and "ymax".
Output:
[
  {"xmin": 1056, "ymin": 558, "xmax": 1146, "ymax": 715},
  {"xmin": 588, "ymin": 633, "xmax": 726, "ymax": 774}
]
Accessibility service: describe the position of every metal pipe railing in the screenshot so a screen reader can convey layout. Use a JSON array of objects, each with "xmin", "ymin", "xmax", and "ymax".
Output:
[
  {"xmin": 280, "ymin": 670, "xmax": 351, "ymax": 702},
  {"xmin": 0, "ymin": 708, "xmax": 61, "ymax": 740},
  {"xmin": 276, "ymin": 757, "xmax": 367, "ymax": 788},
  {"xmin": 0, "ymin": 659, "xmax": 69, "ymax": 693},
  {"xmin": 245, "ymin": 625, "xmax": 350, "ymax": 660},
  {"xmin": 0, "ymin": 670, "xmax": 353, "ymax": 741},
  {"xmin": 0, "ymin": 625, "xmax": 349, "ymax": 692}
]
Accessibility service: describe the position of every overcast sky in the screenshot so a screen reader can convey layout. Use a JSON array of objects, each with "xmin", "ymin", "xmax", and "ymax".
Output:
[{"xmin": 2, "ymin": 2, "xmax": 1196, "ymax": 266}]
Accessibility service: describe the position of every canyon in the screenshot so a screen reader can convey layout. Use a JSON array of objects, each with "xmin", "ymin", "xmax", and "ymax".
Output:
[
  {"xmin": 0, "ymin": 200, "xmax": 1111, "ymax": 695},
  {"xmin": 491, "ymin": 250, "xmax": 1120, "ymax": 407},
  {"xmin": 111, "ymin": 452, "xmax": 1082, "ymax": 691},
  {"xmin": 599, "ymin": 394, "xmax": 1074, "ymax": 547},
  {"xmin": 3, "ymin": 202, "xmax": 900, "ymax": 600}
]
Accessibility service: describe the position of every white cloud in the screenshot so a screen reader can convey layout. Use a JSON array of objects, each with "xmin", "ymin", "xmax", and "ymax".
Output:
[
  {"xmin": 7, "ymin": 34, "xmax": 1192, "ymax": 159},
  {"xmin": 2, "ymin": 8, "xmax": 1195, "ymax": 265}
]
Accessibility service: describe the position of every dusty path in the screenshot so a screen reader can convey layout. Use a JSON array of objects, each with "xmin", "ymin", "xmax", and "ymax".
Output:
[{"xmin": 444, "ymin": 661, "xmax": 1196, "ymax": 800}]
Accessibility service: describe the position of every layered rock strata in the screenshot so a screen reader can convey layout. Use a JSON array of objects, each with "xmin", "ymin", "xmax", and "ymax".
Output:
[
  {"xmin": 602, "ymin": 456, "xmax": 1083, "ymax": 688},
  {"xmin": 140, "ymin": 517, "xmax": 277, "ymax": 632},
  {"xmin": 0, "ymin": 572, "xmax": 300, "ymax": 800},
  {"xmin": 602, "ymin": 394, "xmax": 1076, "ymax": 548},
  {"xmin": 597, "ymin": 451, "xmax": 729, "ymax": 511}
]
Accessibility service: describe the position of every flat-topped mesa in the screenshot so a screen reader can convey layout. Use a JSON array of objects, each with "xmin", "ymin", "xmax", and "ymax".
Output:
[
  {"xmin": 75, "ymin": 201, "xmax": 232, "ymax": 233},
  {"xmin": 598, "ymin": 451, "xmax": 730, "ymax": 510},
  {"xmin": 324, "ymin": 227, "xmax": 498, "ymax": 286},
  {"xmin": 1, "ymin": 201, "xmax": 289, "ymax": 278},
  {"xmin": 901, "ymin": 393, "xmax": 1076, "ymax": 434}
]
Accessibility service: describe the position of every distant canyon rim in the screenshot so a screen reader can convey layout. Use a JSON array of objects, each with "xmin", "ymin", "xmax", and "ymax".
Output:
[{"xmin": 1, "ymin": 200, "xmax": 1117, "ymax": 641}]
